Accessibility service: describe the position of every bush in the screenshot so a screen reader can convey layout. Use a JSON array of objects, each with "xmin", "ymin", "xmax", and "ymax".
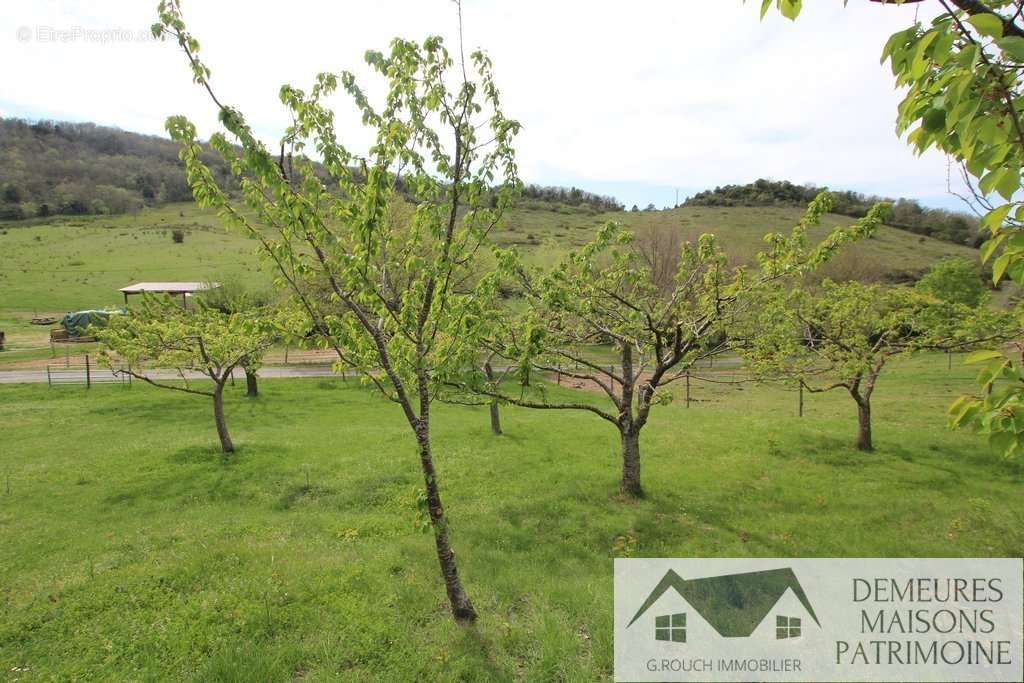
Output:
[
  {"xmin": 171, "ymin": 229, "xmax": 185, "ymax": 244},
  {"xmin": 916, "ymin": 257, "xmax": 987, "ymax": 307}
]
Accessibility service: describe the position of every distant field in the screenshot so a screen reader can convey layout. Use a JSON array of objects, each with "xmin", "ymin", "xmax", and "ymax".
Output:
[
  {"xmin": 0, "ymin": 200, "xmax": 987, "ymax": 365},
  {"xmin": 498, "ymin": 202, "xmax": 980, "ymax": 276},
  {"xmin": 0, "ymin": 355, "xmax": 1019, "ymax": 680},
  {"xmin": 0, "ymin": 201, "xmax": 979, "ymax": 312},
  {"xmin": 0, "ymin": 205, "xmax": 270, "ymax": 312}
]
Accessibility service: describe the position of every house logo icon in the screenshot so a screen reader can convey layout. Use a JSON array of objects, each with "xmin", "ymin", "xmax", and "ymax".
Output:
[{"xmin": 626, "ymin": 567, "xmax": 820, "ymax": 643}]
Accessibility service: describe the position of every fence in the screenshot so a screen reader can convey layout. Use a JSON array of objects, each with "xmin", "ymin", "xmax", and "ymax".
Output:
[
  {"xmin": 266, "ymin": 348, "xmax": 338, "ymax": 365},
  {"xmin": 46, "ymin": 355, "xmax": 131, "ymax": 388}
]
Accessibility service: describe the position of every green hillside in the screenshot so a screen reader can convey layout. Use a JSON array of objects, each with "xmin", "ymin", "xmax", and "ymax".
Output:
[{"xmin": 0, "ymin": 201, "xmax": 980, "ymax": 315}]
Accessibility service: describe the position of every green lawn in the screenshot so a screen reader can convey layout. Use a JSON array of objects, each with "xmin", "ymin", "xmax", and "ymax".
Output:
[{"xmin": 1, "ymin": 355, "xmax": 1020, "ymax": 681}]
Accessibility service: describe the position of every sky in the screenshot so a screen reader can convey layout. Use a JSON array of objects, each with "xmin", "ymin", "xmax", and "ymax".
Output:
[{"xmin": 0, "ymin": 1, "xmax": 970, "ymax": 211}]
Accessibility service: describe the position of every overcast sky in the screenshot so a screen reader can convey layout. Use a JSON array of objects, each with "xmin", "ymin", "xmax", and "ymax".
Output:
[{"xmin": 0, "ymin": 1, "xmax": 966, "ymax": 210}]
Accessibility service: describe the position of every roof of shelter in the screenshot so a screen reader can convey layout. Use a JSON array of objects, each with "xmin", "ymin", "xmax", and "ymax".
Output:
[{"xmin": 119, "ymin": 282, "xmax": 219, "ymax": 294}]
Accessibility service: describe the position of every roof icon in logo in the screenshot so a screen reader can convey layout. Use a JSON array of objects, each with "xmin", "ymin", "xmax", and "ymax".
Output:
[{"xmin": 627, "ymin": 567, "xmax": 820, "ymax": 637}]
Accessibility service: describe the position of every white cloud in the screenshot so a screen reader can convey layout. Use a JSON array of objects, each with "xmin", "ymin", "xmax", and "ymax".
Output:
[{"xmin": 0, "ymin": 0, "xmax": 965, "ymax": 208}]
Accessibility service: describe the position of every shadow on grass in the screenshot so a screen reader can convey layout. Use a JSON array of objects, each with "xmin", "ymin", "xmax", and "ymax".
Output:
[
  {"xmin": 455, "ymin": 625, "xmax": 516, "ymax": 682},
  {"xmin": 273, "ymin": 483, "xmax": 336, "ymax": 511},
  {"xmin": 881, "ymin": 434, "xmax": 1024, "ymax": 473},
  {"xmin": 167, "ymin": 444, "xmax": 239, "ymax": 465}
]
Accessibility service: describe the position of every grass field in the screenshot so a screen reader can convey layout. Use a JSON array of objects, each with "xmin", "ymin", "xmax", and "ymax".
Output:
[
  {"xmin": 0, "ymin": 201, "xmax": 979, "ymax": 314},
  {"xmin": 0, "ymin": 201, "xmax": 984, "ymax": 366},
  {"xmin": 1, "ymin": 355, "xmax": 1020, "ymax": 681}
]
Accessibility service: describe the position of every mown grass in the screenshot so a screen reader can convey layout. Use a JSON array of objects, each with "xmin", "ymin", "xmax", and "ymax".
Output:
[{"xmin": 1, "ymin": 354, "xmax": 1020, "ymax": 681}]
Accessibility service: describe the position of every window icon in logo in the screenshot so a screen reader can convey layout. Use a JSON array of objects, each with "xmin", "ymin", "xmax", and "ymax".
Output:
[
  {"xmin": 655, "ymin": 613, "xmax": 686, "ymax": 642},
  {"xmin": 776, "ymin": 615, "xmax": 801, "ymax": 639}
]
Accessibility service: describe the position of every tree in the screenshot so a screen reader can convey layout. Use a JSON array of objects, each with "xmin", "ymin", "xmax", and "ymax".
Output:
[
  {"xmin": 741, "ymin": 279, "xmax": 1010, "ymax": 451},
  {"xmin": 916, "ymin": 257, "xmax": 987, "ymax": 307},
  {"xmin": 482, "ymin": 356, "xmax": 502, "ymax": 435},
  {"xmin": 758, "ymin": 0, "xmax": 1024, "ymax": 449},
  {"xmin": 198, "ymin": 281, "xmax": 275, "ymax": 397},
  {"xmin": 153, "ymin": 0, "xmax": 519, "ymax": 622},
  {"xmin": 480, "ymin": 193, "xmax": 886, "ymax": 495},
  {"xmin": 96, "ymin": 295, "xmax": 278, "ymax": 453}
]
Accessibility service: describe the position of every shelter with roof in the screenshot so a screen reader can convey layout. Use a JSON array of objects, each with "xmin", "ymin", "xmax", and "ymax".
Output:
[{"xmin": 119, "ymin": 282, "xmax": 219, "ymax": 307}]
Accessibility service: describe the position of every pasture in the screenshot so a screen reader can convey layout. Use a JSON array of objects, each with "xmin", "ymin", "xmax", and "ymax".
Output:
[
  {"xmin": 0, "ymin": 200, "xmax": 978, "ymax": 313},
  {"xmin": 0, "ymin": 201, "xmax": 982, "ymax": 367},
  {"xmin": 1, "ymin": 355, "xmax": 1020, "ymax": 681}
]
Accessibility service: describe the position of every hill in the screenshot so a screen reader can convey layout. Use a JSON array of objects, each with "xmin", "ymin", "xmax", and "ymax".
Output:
[
  {"xmin": 0, "ymin": 117, "xmax": 623, "ymax": 221},
  {"xmin": 0, "ymin": 201, "xmax": 980, "ymax": 314},
  {"xmin": 0, "ymin": 118, "xmax": 983, "ymax": 249},
  {"xmin": 0, "ymin": 118, "xmax": 241, "ymax": 220},
  {"xmin": 685, "ymin": 178, "xmax": 983, "ymax": 247}
]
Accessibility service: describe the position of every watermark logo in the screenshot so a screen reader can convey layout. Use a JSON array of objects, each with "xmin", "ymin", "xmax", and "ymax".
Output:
[
  {"xmin": 627, "ymin": 567, "xmax": 820, "ymax": 642},
  {"xmin": 15, "ymin": 26, "xmax": 156, "ymax": 45},
  {"xmin": 614, "ymin": 558, "xmax": 1023, "ymax": 682}
]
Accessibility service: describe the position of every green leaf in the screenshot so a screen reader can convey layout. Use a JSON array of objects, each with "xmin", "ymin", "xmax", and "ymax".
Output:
[
  {"xmin": 992, "ymin": 251, "xmax": 1013, "ymax": 283},
  {"xmin": 968, "ymin": 14, "xmax": 1004, "ymax": 39},
  {"xmin": 982, "ymin": 203, "xmax": 1012, "ymax": 232},
  {"xmin": 779, "ymin": 0, "xmax": 801, "ymax": 20},
  {"xmin": 881, "ymin": 28, "xmax": 911, "ymax": 64},
  {"xmin": 932, "ymin": 31, "xmax": 955, "ymax": 66},
  {"xmin": 998, "ymin": 36, "xmax": 1024, "ymax": 61},
  {"xmin": 980, "ymin": 233, "xmax": 1007, "ymax": 263},
  {"xmin": 759, "ymin": 0, "xmax": 772, "ymax": 20},
  {"xmin": 989, "ymin": 430, "xmax": 1018, "ymax": 458},
  {"xmin": 922, "ymin": 107, "xmax": 946, "ymax": 133},
  {"xmin": 979, "ymin": 168, "xmax": 1002, "ymax": 196},
  {"xmin": 997, "ymin": 167, "xmax": 1020, "ymax": 201},
  {"xmin": 965, "ymin": 350, "xmax": 1006, "ymax": 364}
]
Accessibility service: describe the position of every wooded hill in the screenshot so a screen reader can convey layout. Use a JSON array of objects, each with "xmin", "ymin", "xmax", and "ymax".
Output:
[
  {"xmin": 685, "ymin": 178, "xmax": 982, "ymax": 247},
  {"xmin": 0, "ymin": 118, "xmax": 622, "ymax": 220},
  {"xmin": 0, "ymin": 118, "xmax": 239, "ymax": 220},
  {"xmin": 0, "ymin": 119, "xmax": 981, "ymax": 251}
]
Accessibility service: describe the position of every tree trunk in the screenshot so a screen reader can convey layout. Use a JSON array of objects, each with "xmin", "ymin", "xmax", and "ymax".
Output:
[
  {"xmin": 414, "ymin": 422, "xmax": 477, "ymax": 621},
  {"xmin": 488, "ymin": 401, "xmax": 502, "ymax": 435},
  {"xmin": 483, "ymin": 361, "xmax": 501, "ymax": 435},
  {"xmin": 856, "ymin": 398, "xmax": 872, "ymax": 452},
  {"xmin": 620, "ymin": 428, "xmax": 643, "ymax": 497},
  {"xmin": 212, "ymin": 385, "xmax": 235, "ymax": 454},
  {"xmin": 245, "ymin": 368, "xmax": 258, "ymax": 397}
]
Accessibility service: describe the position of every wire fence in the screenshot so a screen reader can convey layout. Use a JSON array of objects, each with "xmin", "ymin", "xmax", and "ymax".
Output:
[{"xmin": 46, "ymin": 355, "xmax": 131, "ymax": 388}]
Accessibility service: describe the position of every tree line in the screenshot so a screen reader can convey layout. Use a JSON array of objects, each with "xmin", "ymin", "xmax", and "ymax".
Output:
[
  {"xmin": 685, "ymin": 178, "xmax": 983, "ymax": 247},
  {"xmin": 518, "ymin": 183, "xmax": 623, "ymax": 212}
]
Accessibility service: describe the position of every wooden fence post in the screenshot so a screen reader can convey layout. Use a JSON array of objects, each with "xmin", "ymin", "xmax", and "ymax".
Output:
[
  {"xmin": 798, "ymin": 380, "xmax": 804, "ymax": 417},
  {"xmin": 685, "ymin": 371, "xmax": 691, "ymax": 408},
  {"xmin": 85, "ymin": 354, "xmax": 91, "ymax": 389}
]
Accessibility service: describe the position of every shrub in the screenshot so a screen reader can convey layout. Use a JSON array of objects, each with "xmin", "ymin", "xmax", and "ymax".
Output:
[{"xmin": 171, "ymin": 229, "xmax": 185, "ymax": 243}]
